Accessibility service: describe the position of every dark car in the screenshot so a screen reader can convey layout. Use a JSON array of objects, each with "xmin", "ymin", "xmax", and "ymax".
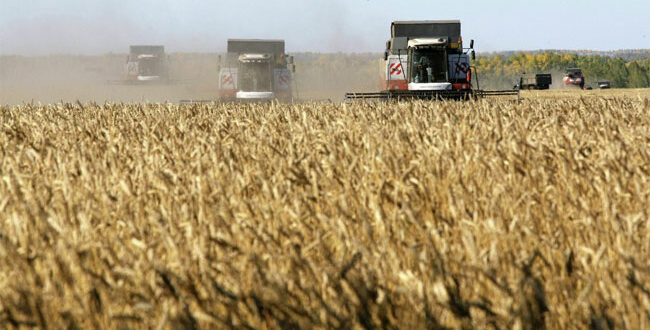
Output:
[{"xmin": 597, "ymin": 81, "xmax": 611, "ymax": 89}]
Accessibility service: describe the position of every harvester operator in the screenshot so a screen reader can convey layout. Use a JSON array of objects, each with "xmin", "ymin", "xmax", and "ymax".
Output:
[{"xmin": 414, "ymin": 56, "xmax": 432, "ymax": 83}]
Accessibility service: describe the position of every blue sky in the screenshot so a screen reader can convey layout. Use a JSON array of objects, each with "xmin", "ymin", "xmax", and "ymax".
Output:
[{"xmin": 1, "ymin": 0, "xmax": 648, "ymax": 54}]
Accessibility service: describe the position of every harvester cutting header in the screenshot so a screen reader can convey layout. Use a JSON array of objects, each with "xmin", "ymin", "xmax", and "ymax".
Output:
[{"xmin": 346, "ymin": 20, "xmax": 518, "ymax": 100}]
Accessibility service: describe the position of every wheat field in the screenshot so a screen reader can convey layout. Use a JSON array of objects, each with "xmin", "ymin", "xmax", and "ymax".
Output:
[{"xmin": 1, "ymin": 91, "xmax": 649, "ymax": 329}]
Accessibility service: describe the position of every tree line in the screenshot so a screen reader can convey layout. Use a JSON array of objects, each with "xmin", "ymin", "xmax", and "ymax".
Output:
[{"xmin": 473, "ymin": 52, "xmax": 650, "ymax": 89}]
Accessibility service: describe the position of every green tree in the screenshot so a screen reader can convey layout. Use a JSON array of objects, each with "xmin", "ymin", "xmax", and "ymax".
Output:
[
  {"xmin": 627, "ymin": 62, "xmax": 650, "ymax": 88},
  {"xmin": 606, "ymin": 58, "xmax": 629, "ymax": 87}
]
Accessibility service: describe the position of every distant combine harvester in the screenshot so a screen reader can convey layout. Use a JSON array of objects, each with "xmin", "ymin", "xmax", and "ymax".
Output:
[
  {"xmin": 217, "ymin": 39, "xmax": 296, "ymax": 102},
  {"xmin": 563, "ymin": 68, "xmax": 585, "ymax": 89},
  {"xmin": 109, "ymin": 45, "xmax": 171, "ymax": 85}
]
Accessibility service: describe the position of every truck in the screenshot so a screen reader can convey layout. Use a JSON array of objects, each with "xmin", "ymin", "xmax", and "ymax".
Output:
[
  {"xmin": 125, "ymin": 45, "xmax": 169, "ymax": 82},
  {"xmin": 345, "ymin": 20, "xmax": 518, "ymax": 100},
  {"xmin": 562, "ymin": 68, "xmax": 585, "ymax": 89},
  {"xmin": 218, "ymin": 39, "xmax": 295, "ymax": 101},
  {"xmin": 518, "ymin": 73, "xmax": 552, "ymax": 90}
]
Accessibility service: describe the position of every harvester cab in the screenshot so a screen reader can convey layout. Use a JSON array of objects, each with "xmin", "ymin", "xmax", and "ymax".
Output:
[
  {"xmin": 408, "ymin": 38, "xmax": 452, "ymax": 90},
  {"xmin": 346, "ymin": 20, "xmax": 517, "ymax": 100},
  {"xmin": 237, "ymin": 53, "xmax": 274, "ymax": 100},
  {"xmin": 219, "ymin": 39, "xmax": 294, "ymax": 101},
  {"xmin": 125, "ymin": 45, "xmax": 168, "ymax": 82},
  {"xmin": 406, "ymin": 38, "xmax": 474, "ymax": 91}
]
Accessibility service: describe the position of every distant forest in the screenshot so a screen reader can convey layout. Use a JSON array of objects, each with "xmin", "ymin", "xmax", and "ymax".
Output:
[
  {"xmin": 479, "ymin": 49, "xmax": 650, "ymax": 62},
  {"xmin": 474, "ymin": 50, "xmax": 650, "ymax": 89}
]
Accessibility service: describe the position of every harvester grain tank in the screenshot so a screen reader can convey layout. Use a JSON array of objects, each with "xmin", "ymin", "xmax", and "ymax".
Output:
[
  {"xmin": 519, "ymin": 73, "xmax": 552, "ymax": 90},
  {"xmin": 125, "ymin": 45, "xmax": 169, "ymax": 82},
  {"xmin": 218, "ymin": 39, "xmax": 295, "ymax": 101},
  {"xmin": 346, "ymin": 20, "xmax": 518, "ymax": 100},
  {"xmin": 562, "ymin": 68, "xmax": 585, "ymax": 89}
]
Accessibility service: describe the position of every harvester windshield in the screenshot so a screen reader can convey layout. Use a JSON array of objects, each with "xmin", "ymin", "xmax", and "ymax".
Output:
[
  {"xmin": 410, "ymin": 49, "xmax": 447, "ymax": 83},
  {"xmin": 137, "ymin": 56, "xmax": 160, "ymax": 76},
  {"xmin": 238, "ymin": 55, "xmax": 272, "ymax": 92}
]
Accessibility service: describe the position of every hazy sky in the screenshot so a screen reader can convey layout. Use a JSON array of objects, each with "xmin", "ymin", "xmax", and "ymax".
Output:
[{"xmin": 1, "ymin": 0, "xmax": 649, "ymax": 55}]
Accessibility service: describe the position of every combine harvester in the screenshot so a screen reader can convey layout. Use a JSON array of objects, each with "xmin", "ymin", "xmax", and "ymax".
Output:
[
  {"xmin": 218, "ymin": 39, "xmax": 295, "ymax": 102},
  {"xmin": 109, "ymin": 45, "xmax": 171, "ymax": 84},
  {"xmin": 562, "ymin": 68, "xmax": 585, "ymax": 89},
  {"xmin": 345, "ymin": 20, "xmax": 519, "ymax": 101}
]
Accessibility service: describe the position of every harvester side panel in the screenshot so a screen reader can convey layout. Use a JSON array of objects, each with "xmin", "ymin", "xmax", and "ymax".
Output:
[
  {"xmin": 125, "ymin": 61, "xmax": 139, "ymax": 79},
  {"xmin": 274, "ymin": 68, "xmax": 293, "ymax": 100},
  {"xmin": 386, "ymin": 55, "xmax": 409, "ymax": 91},
  {"xmin": 448, "ymin": 54, "xmax": 470, "ymax": 81},
  {"xmin": 274, "ymin": 69, "xmax": 292, "ymax": 89},
  {"xmin": 219, "ymin": 67, "xmax": 238, "ymax": 99}
]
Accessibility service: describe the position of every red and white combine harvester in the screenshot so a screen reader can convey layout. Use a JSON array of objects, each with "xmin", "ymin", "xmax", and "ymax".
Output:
[
  {"xmin": 218, "ymin": 39, "xmax": 295, "ymax": 102},
  {"xmin": 124, "ymin": 45, "xmax": 169, "ymax": 83},
  {"xmin": 109, "ymin": 45, "xmax": 171, "ymax": 85},
  {"xmin": 346, "ymin": 20, "xmax": 519, "ymax": 100},
  {"xmin": 562, "ymin": 68, "xmax": 585, "ymax": 89}
]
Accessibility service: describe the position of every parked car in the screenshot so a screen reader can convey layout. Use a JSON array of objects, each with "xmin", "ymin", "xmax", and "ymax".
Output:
[{"xmin": 597, "ymin": 80, "xmax": 611, "ymax": 89}]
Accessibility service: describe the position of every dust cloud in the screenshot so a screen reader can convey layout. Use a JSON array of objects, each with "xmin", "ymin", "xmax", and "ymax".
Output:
[
  {"xmin": 0, "ymin": 52, "xmax": 383, "ymax": 104},
  {"xmin": 0, "ymin": 1, "xmax": 387, "ymax": 104},
  {"xmin": 293, "ymin": 53, "xmax": 383, "ymax": 101},
  {"xmin": 549, "ymin": 69, "xmax": 567, "ymax": 90},
  {"xmin": 0, "ymin": 54, "xmax": 220, "ymax": 104}
]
